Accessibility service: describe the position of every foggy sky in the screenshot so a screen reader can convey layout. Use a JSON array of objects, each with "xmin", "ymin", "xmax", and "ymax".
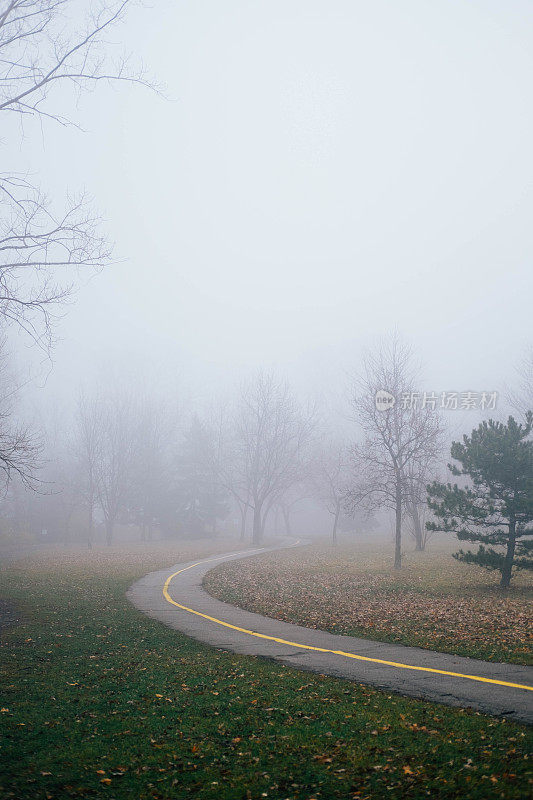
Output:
[{"xmin": 7, "ymin": 0, "xmax": 533, "ymax": 408}]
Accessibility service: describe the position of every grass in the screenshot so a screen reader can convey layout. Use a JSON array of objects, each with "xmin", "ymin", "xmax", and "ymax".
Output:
[
  {"xmin": 0, "ymin": 541, "xmax": 532, "ymax": 800},
  {"xmin": 204, "ymin": 538, "xmax": 533, "ymax": 665}
]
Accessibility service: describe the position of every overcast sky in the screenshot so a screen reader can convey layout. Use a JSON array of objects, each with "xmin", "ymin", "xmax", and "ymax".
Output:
[{"xmin": 8, "ymin": 0, "xmax": 533, "ymax": 409}]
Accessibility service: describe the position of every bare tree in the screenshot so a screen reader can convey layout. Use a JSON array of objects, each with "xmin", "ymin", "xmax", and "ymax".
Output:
[
  {"xmin": 234, "ymin": 373, "xmax": 315, "ymax": 544},
  {"xmin": 93, "ymin": 390, "xmax": 135, "ymax": 545},
  {"xmin": 346, "ymin": 336, "xmax": 441, "ymax": 568},
  {"xmin": 209, "ymin": 404, "xmax": 251, "ymax": 541},
  {"xmin": 0, "ymin": 334, "xmax": 40, "ymax": 490},
  {"xmin": 75, "ymin": 390, "xmax": 102, "ymax": 548},
  {"xmin": 38, "ymin": 423, "xmax": 81, "ymax": 544},
  {"xmin": 309, "ymin": 441, "xmax": 350, "ymax": 546},
  {"xmin": 404, "ymin": 452, "xmax": 435, "ymax": 551},
  {"xmin": 129, "ymin": 397, "xmax": 174, "ymax": 541},
  {"xmin": 275, "ymin": 483, "xmax": 308, "ymax": 538},
  {"xmin": 508, "ymin": 346, "xmax": 533, "ymax": 417},
  {"xmin": 0, "ymin": 0, "xmax": 158, "ymax": 349}
]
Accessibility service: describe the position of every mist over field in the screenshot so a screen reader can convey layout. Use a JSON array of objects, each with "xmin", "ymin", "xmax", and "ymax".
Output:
[
  {"xmin": 1, "ymin": 4, "xmax": 533, "ymax": 799},
  {"xmin": 7, "ymin": 1, "xmax": 533, "ymax": 388},
  {"xmin": 0, "ymin": 0, "xmax": 531, "ymax": 555}
]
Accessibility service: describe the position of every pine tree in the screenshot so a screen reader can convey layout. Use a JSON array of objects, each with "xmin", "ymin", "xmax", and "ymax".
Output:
[{"xmin": 426, "ymin": 412, "xmax": 533, "ymax": 588}]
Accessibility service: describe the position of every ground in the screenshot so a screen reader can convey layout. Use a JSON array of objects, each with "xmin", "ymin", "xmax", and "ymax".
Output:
[
  {"xmin": 205, "ymin": 538, "xmax": 533, "ymax": 665},
  {"xmin": 0, "ymin": 541, "xmax": 532, "ymax": 800}
]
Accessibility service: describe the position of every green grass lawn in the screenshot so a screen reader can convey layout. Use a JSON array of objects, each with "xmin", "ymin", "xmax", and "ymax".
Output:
[
  {"xmin": 205, "ymin": 539, "xmax": 533, "ymax": 665},
  {"xmin": 1, "ymin": 543, "xmax": 532, "ymax": 800}
]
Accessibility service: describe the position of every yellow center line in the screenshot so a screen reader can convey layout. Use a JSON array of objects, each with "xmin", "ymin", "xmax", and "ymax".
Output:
[{"xmin": 162, "ymin": 549, "xmax": 533, "ymax": 693}]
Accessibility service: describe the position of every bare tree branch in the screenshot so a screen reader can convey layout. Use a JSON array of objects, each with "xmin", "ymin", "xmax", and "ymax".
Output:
[
  {"xmin": 233, "ymin": 372, "xmax": 317, "ymax": 544},
  {"xmin": 0, "ymin": 333, "xmax": 41, "ymax": 489},
  {"xmin": 0, "ymin": 0, "xmax": 160, "ymax": 126},
  {"xmin": 346, "ymin": 335, "xmax": 442, "ymax": 567},
  {"xmin": 0, "ymin": 1, "xmax": 161, "ymax": 350},
  {"xmin": 0, "ymin": 174, "xmax": 111, "ymax": 350}
]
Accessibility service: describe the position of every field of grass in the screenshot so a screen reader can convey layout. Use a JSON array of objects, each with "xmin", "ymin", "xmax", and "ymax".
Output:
[
  {"xmin": 204, "ymin": 538, "xmax": 533, "ymax": 665},
  {"xmin": 0, "ymin": 541, "xmax": 532, "ymax": 800}
]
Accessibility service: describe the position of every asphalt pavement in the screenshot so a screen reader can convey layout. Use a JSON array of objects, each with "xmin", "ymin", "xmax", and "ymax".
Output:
[{"xmin": 127, "ymin": 540, "xmax": 533, "ymax": 725}]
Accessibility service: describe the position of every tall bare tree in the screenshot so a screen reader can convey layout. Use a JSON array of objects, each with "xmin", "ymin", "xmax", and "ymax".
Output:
[
  {"xmin": 75, "ymin": 390, "xmax": 102, "ymax": 548},
  {"xmin": 0, "ymin": 0, "xmax": 157, "ymax": 349},
  {"xmin": 209, "ymin": 404, "xmax": 251, "ymax": 541},
  {"xmin": 234, "ymin": 373, "xmax": 315, "ymax": 544},
  {"xmin": 347, "ymin": 337, "xmax": 441, "ymax": 568},
  {"xmin": 91, "ymin": 390, "xmax": 135, "ymax": 545},
  {"xmin": 36, "ymin": 415, "xmax": 81, "ymax": 544},
  {"xmin": 309, "ymin": 441, "xmax": 350, "ymax": 546}
]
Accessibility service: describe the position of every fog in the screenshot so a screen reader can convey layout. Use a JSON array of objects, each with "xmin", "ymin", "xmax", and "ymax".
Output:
[{"xmin": 1, "ymin": 0, "xmax": 532, "ymax": 549}]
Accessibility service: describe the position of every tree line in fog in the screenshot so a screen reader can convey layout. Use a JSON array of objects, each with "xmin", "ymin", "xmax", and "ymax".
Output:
[{"xmin": 2, "ymin": 337, "xmax": 530, "ymax": 572}]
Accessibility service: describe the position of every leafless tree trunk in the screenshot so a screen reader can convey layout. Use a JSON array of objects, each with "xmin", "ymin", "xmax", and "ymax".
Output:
[
  {"xmin": 309, "ymin": 440, "xmax": 350, "ymax": 547},
  {"xmin": 252, "ymin": 502, "xmax": 263, "ymax": 544},
  {"xmin": 331, "ymin": 498, "xmax": 341, "ymax": 546},
  {"xmin": 208, "ymin": 405, "xmax": 253, "ymax": 540},
  {"xmin": 233, "ymin": 373, "xmax": 315, "ymax": 545},
  {"xmin": 404, "ymin": 476, "xmax": 423, "ymax": 551},
  {"xmin": 346, "ymin": 335, "xmax": 441, "ymax": 569},
  {"xmin": 275, "ymin": 485, "xmax": 308, "ymax": 539},
  {"xmin": 394, "ymin": 468, "xmax": 402, "ymax": 568},
  {"xmin": 82, "ymin": 390, "xmax": 135, "ymax": 547},
  {"xmin": 238, "ymin": 499, "xmax": 248, "ymax": 541},
  {"xmin": 281, "ymin": 503, "xmax": 292, "ymax": 536},
  {"xmin": 410, "ymin": 502, "xmax": 424, "ymax": 551},
  {"xmin": 76, "ymin": 392, "xmax": 103, "ymax": 549},
  {"xmin": 404, "ymin": 434, "xmax": 443, "ymax": 552}
]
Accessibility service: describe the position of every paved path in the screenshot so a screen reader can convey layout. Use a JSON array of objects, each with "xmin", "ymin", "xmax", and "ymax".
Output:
[{"xmin": 127, "ymin": 540, "xmax": 533, "ymax": 725}]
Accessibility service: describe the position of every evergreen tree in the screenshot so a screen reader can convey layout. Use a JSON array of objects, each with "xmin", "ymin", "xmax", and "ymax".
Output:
[{"xmin": 427, "ymin": 413, "xmax": 533, "ymax": 587}]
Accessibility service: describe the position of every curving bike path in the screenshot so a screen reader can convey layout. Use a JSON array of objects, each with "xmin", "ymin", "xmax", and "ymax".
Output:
[{"xmin": 127, "ymin": 539, "xmax": 533, "ymax": 725}]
